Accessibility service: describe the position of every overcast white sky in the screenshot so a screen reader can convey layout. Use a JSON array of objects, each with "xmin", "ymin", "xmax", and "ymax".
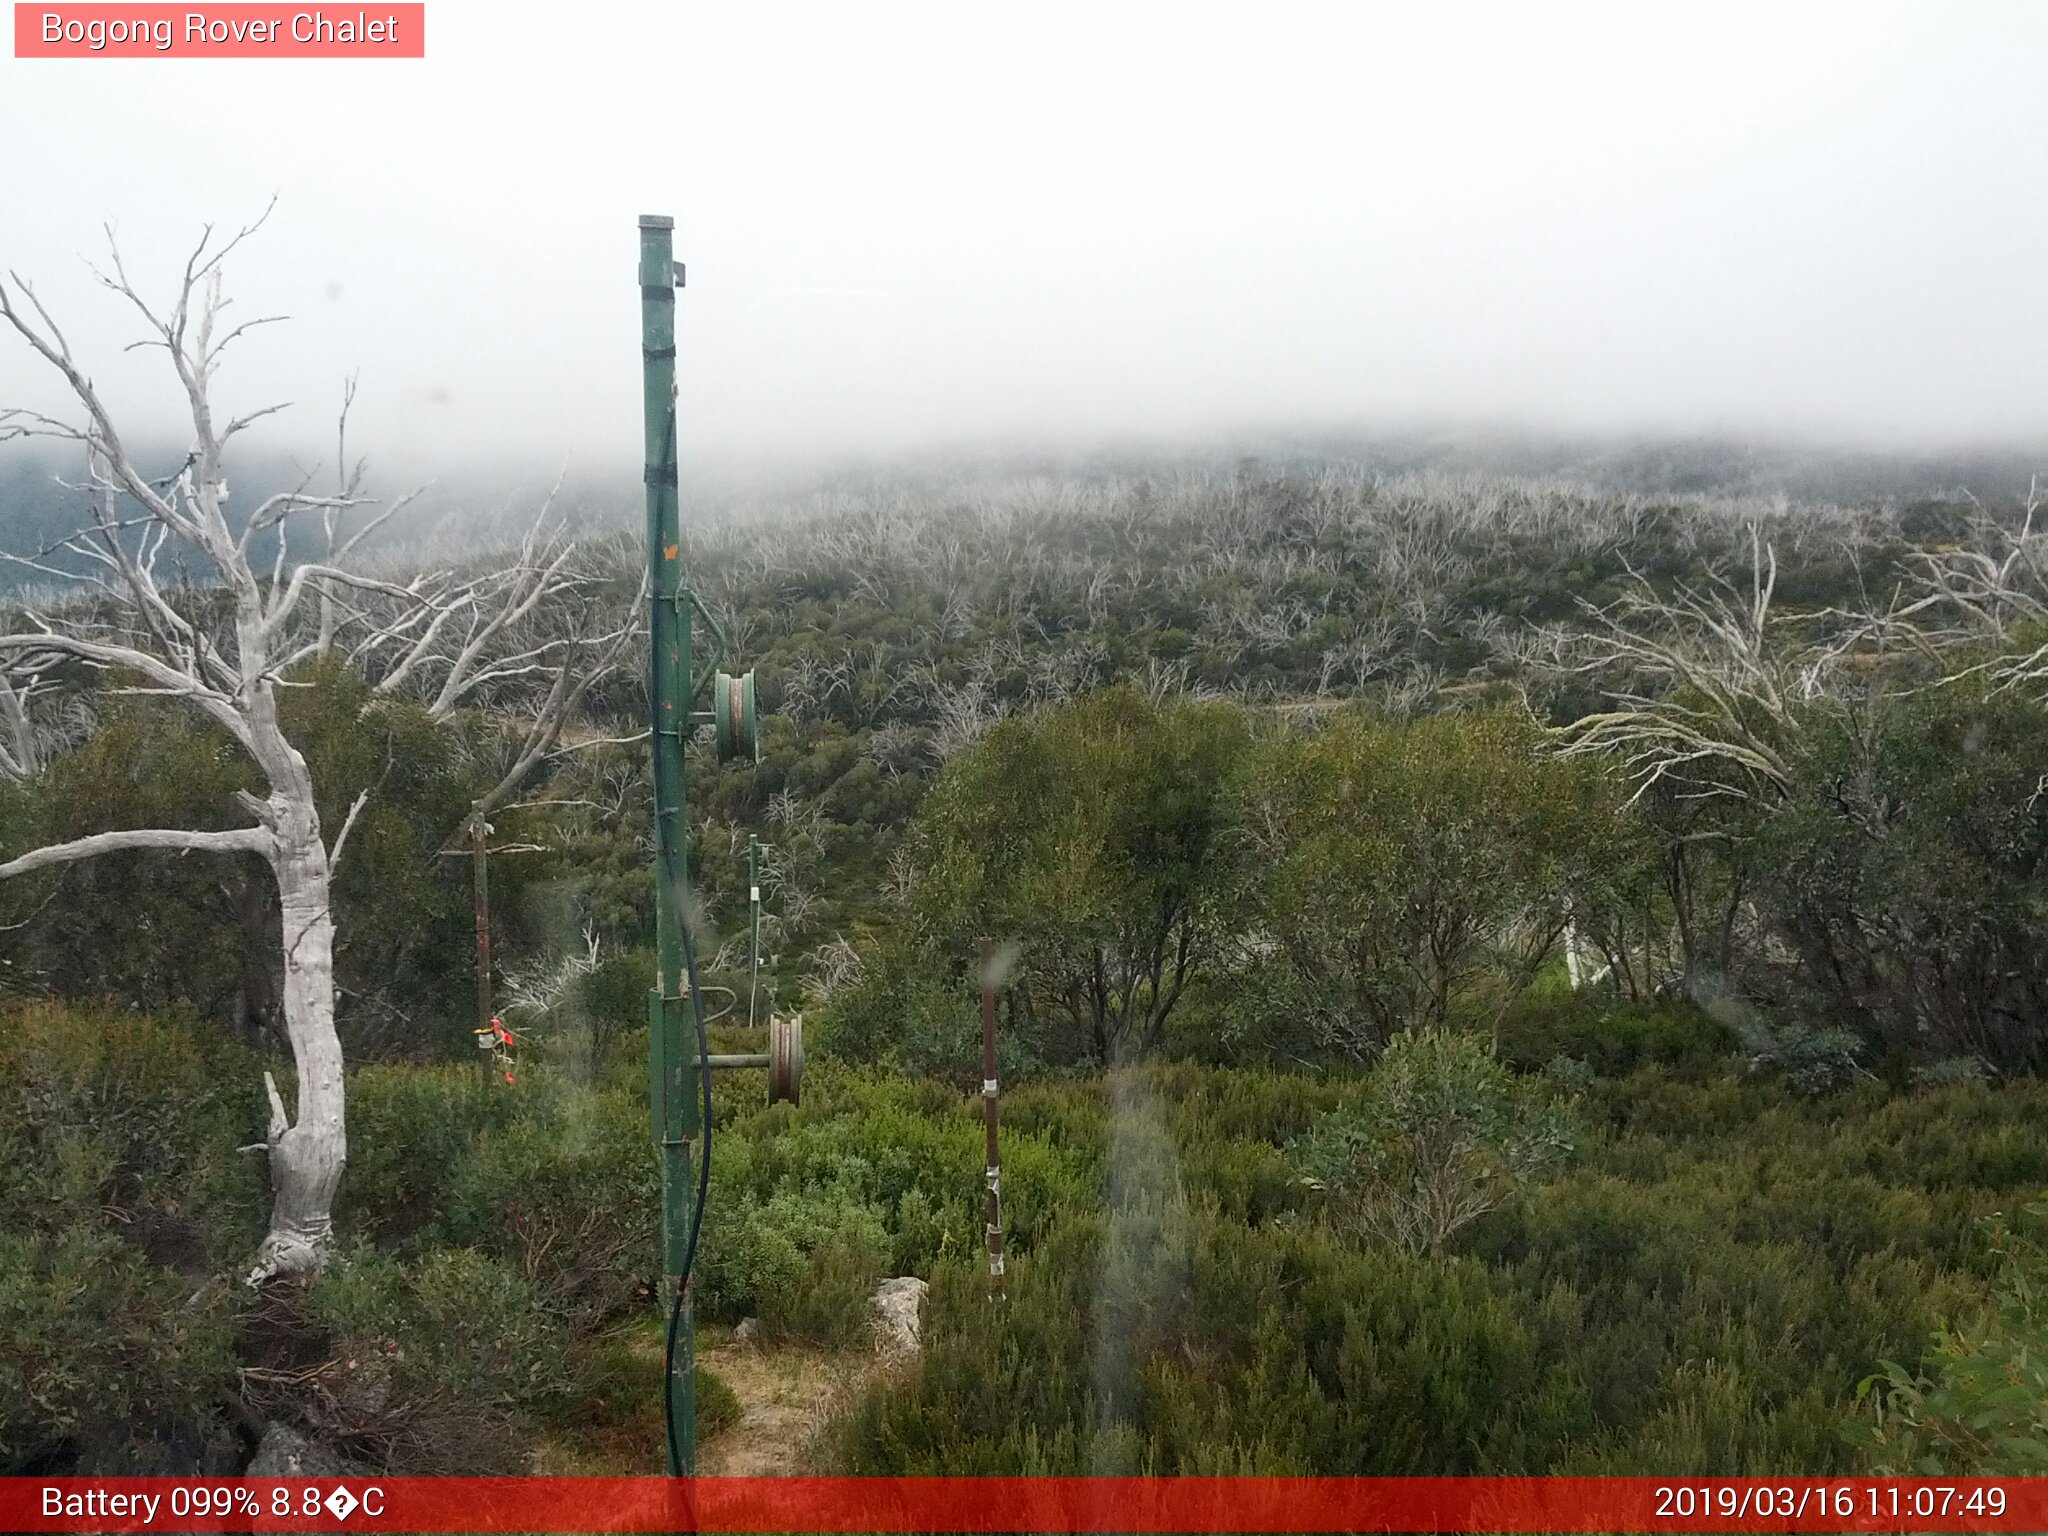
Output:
[{"xmin": 2, "ymin": 1, "xmax": 2046, "ymax": 481}]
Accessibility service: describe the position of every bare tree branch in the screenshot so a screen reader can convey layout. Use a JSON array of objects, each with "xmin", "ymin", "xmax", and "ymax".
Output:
[
  {"xmin": 327, "ymin": 788, "xmax": 371, "ymax": 874},
  {"xmin": 0, "ymin": 824, "xmax": 271, "ymax": 879}
]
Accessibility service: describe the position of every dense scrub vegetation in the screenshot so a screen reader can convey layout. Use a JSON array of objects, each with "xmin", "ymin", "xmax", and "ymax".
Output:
[
  {"xmin": 832, "ymin": 1046, "xmax": 2048, "ymax": 1475},
  {"xmin": 6, "ymin": 453, "xmax": 2048, "ymax": 1473},
  {"xmin": 8, "ymin": 995, "xmax": 2048, "ymax": 1474}
]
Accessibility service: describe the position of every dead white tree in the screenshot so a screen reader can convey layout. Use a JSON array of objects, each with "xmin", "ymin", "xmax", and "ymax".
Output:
[
  {"xmin": 1554, "ymin": 530, "xmax": 1809, "ymax": 804},
  {"xmin": 1546, "ymin": 530, "xmax": 1874, "ymax": 995},
  {"xmin": 0, "ymin": 668, "xmax": 88, "ymax": 779},
  {"xmin": 1874, "ymin": 477, "xmax": 2048, "ymax": 694},
  {"xmin": 357, "ymin": 506, "xmax": 643, "ymax": 820},
  {"xmin": 0, "ymin": 215, "xmax": 632, "ymax": 1282}
]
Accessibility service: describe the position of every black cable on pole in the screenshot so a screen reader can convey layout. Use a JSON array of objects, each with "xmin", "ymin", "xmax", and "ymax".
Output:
[
  {"xmin": 647, "ymin": 387, "xmax": 709, "ymax": 1477},
  {"xmin": 663, "ymin": 902, "xmax": 713, "ymax": 1477}
]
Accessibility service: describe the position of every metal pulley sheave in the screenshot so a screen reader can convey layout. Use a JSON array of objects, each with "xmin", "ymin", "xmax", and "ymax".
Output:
[
  {"xmin": 703, "ymin": 1013, "xmax": 803, "ymax": 1106},
  {"xmin": 713, "ymin": 669, "xmax": 759, "ymax": 763},
  {"xmin": 767, "ymin": 1013, "xmax": 803, "ymax": 1106}
]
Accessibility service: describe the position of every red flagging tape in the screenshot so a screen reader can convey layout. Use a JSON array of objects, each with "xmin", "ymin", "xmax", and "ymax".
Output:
[{"xmin": 6, "ymin": 1476, "xmax": 2040, "ymax": 1533}]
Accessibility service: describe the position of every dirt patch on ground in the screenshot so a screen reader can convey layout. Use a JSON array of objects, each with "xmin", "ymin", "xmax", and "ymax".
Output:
[{"xmin": 696, "ymin": 1340, "xmax": 876, "ymax": 1475}]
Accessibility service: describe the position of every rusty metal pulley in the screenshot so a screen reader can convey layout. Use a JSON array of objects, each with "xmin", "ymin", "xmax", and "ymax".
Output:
[
  {"xmin": 713, "ymin": 669, "xmax": 759, "ymax": 763},
  {"xmin": 700, "ymin": 1013, "xmax": 802, "ymax": 1107},
  {"xmin": 767, "ymin": 1013, "xmax": 803, "ymax": 1106}
]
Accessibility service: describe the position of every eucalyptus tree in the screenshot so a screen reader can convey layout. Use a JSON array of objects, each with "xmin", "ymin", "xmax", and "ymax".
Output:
[
  {"xmin": 1238, "ymin": 707, "xmax": 1624, "ymax": 1056},
  {"xmin": 0, "ymin": 216, "xmax": 634, "ymax": 1282},
  {"xmin": 905, "ymin": 686, "xmax": 1250, "ymax": 1062}
]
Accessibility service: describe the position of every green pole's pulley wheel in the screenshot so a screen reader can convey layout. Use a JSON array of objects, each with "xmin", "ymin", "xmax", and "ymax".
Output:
[
  {"xmin": 714, "ymin": 669, "xmax": 759, "ymax": 763},
  {"xmin": 768, "ymin": 1013, "xmax": 804, "ymax": 1106}
]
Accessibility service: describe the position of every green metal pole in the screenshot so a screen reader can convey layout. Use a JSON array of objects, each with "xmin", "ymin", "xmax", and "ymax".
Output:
[{"xmin": 639, "ymin": 213, "xmax": 697, "ymax": 1476}]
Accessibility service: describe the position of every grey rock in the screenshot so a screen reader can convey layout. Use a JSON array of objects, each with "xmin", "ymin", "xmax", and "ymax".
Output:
[
  {"xmin": 872, "ymin": 1276, "xmax": 927, "ymax": 1354},
  {"xmin": 247, "ymin": 1422, "xmax": 349, "ymax": 1478}
]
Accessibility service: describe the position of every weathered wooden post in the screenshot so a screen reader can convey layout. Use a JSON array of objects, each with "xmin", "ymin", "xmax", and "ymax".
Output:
[
  {"xmin": 469, "ymin": 808, "xmax": 494, "ymax": 1085},
  {"xmin": 981, "ymin": 938, "xmax": 1006, "ymax": 1298}
]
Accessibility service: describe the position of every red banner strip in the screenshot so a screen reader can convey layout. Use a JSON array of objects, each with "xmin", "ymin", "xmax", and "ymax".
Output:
[
  {"xmin": 2, "ymin": 1476, "xmax": 2040, "ymax": 1533},
  {"xmin": 13, "ymin": 5, "xmax": 424, "ymax": 58}
]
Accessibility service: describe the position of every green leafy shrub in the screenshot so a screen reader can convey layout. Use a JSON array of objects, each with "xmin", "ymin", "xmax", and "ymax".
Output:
[
  {"xmin": 1234, "ymin": 708, "xmax": 1628, "ymax": 1055},
  {"xmin": 1915, "ymin": 1055, "xmax": 1993, "ymax": 1090},
  {"xmin": 298, "ymin": 1245, "xmax": 573, "ymax": 1472},
  {"xmin": 0, "ymin": 1222, "xmax": 239, "ymax": 1473},
  {"xmin": 0, "ymin": 1005, "xmax": 257, "ymax": 1472},
  {"xmin": 344, "ymin": 1063, "xmax": 521, "ymax": 1247},
  {"xmin": 884, "ymin": 687, "xmax": 1252, "ymax": 1064},
  {"xmin": 571, "ymin": 944, "xmax": 658, "ymax": 1062},
  {"xmin": 1854, "ymin": 1197, "xmax": 2048, "ymax": 1474},
  {"xmin": 833, "ymin": 1052, "xmax": 2039, "ymax": 1479},
  {"xmin": 1736, "ymin": 1018, "xmax": 1871, "ymax": 1097},
  {"xmin": 1759, "ymin": 685, "xmax": 2048, "ymax": 1074},
  {"xmin": 821, "ymin": 966, "xmax": 1042, "ymax": 1088},
  {"xmin": 769, "ymin": 1231, "xmax": 886, "ymax": 1348},
  {"xmin": 0, "ymin": 673, "xmax": 527, "ymax": 1064},
  {"xmin": 0, "ymin": 1002, "xmax": 268, "ymax": 1261},
  {"xmin": 700, "ymin": 1171, "xmax": 890, "ymax": 1346},
  {"xmin": 0, "ymin": 705, "xmax": 262, "ymax": 1032},
  {"xmin": 1497, "ymin": 994, "xmax": 1739, "ymax": 1080},
  {"xmin": 1290, "ymin": 1029, "xmax": 1576, "ymax": 1254},
  {"xmin": 439, "ymin": 1076, "xmax": 655, "ymax": 1329},
  {"xmin": 13, "ymin": 994, "xmax": 2048, "ymax": 1480}
]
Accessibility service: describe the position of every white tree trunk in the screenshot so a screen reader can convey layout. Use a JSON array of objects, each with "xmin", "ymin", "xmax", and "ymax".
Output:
[{"xmin": 245, "ymin": 809, "xmax": 347, "ymax": 1284}]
